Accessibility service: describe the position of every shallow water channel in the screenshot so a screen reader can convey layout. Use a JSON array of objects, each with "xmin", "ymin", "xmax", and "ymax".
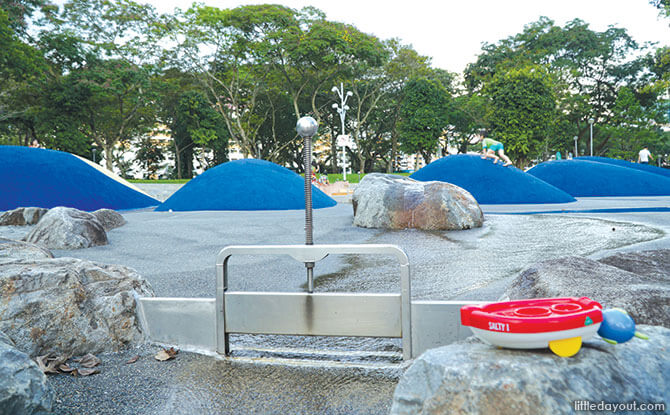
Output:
[{"xmin": 33, "ymin": 207, "xmax": 663, "ymax": 414}]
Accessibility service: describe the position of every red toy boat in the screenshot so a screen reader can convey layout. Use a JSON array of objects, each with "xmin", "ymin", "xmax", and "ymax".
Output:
[{"xmin": 461, "ymin": 297, "xmax": 603, "ymax": 357}]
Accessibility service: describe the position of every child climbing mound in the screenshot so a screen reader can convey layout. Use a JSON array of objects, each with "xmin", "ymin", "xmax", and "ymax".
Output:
[{"xmin": 471, "ymin": 134, "xmax": 514, "ymax": 167}]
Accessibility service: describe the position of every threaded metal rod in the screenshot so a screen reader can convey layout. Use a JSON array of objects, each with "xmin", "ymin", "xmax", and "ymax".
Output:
[
  {"xmin": 304, "ymin": 134, "xmax": 314, "ymax": 292},
  {"xmin": 304, "ymin": 135, "xmax": 313, "ymax": 245}
]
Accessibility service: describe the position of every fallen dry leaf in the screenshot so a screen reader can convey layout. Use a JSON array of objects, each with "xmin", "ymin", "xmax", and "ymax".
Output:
[
  {"xmin": 36, "ymin": 354, "xmax": 70, "ymax": 374},
  {"xmin": 154, "ymin": 350, "xmax": 172, "ymax": 361},
  {"xmin": 154, "ymin": 347, "xmax": 178, "ymax": 361},
  {"xmin": 125, "ymin": 355, "xmax": 140, "ymax": 364},
  {"xmin": 50, "ymin": 355, "xmax": 70, "ymax": 367},
  {"xmin": 58, "ymin": 363, "xmax": 77, "ymax": 373},
  {"xmin": 34, "ymin": 353, "xmax": 104, "ymax": 376},
  {"xmin": 35, "ymin": 355, "xmax": 58, "ymax": 374},
  {"xmin": 77, "ymin": 367, "xmax": 100, "ymax": 376},
  {"xmin": 76, "ymin": 353, "xmax": 101, "ymax": 368}
]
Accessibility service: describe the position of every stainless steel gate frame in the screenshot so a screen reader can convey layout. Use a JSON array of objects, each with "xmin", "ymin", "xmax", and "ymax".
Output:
[{"xmin": 216, "ymin": 244, "xmax": 412, "ymax": 360}]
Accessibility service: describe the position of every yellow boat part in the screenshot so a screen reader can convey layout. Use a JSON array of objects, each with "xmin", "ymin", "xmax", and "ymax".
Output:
[{"xmin": 549, "ymin": 336, "xmax": 582, "ymax": 357}]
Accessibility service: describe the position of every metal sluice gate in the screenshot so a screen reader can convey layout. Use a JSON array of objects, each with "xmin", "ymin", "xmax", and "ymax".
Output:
[
  {"xmin": 137, "ymin": 243, "xmax": 482, "ymax": 362},
  {"xmin": 137, "ymin": 116, "xmax": 479, "ymax": 363}
]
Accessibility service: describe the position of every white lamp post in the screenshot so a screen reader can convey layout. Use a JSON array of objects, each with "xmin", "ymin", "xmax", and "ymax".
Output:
[
  {"xmin": 573, "ymin": 136, "xmax": 578, "ymax": 158},
  {"xmin": 588, "ymin": 118, "xmax": 595, "ymax": 156},
  {"xmin": 332, "ymin": 82, "xmax": 352, "ymax": 181}
]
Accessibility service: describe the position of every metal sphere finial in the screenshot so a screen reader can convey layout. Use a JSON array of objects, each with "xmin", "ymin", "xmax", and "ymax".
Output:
[{"xmin": 296, "ymin": 116, "xmax": 318, "ymax": 137}]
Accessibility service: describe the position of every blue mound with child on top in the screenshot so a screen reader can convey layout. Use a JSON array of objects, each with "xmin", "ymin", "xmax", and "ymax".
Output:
[
  {"xmin": 409, "ymin": 154, "xmax": 576, "ymax": 204},
  {"xmin": 156, "ymin": 159, "xmax": 337, "ymax": 211},
  {"xmin": 576, "ymin": 156, "xmax": 670, "ymax": 179},
  {"xmin": 527, "ymin": 159, "xmax": 670, "ymax": 197},
  {"xmin": 0, "ymin": 145, "xmax": 159, "ymax": 211}
]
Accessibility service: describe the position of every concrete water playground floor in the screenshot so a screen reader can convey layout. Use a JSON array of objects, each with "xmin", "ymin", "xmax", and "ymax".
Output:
[{"xmin": 4, "ymin": 191, "xmax": 670, "ymax": 414}]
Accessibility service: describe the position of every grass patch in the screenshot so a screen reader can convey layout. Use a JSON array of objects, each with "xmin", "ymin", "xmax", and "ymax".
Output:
[
  {"xmin": 128, "ymin": 179, "xmax": 190, "ymax": 184},
  {"xmin": 129, "ymin": 172, "xmax": 411, "ymax": 185},
  {"xmin": 307, "ymin": 172, "xmax": 412, "ymax": 184}
]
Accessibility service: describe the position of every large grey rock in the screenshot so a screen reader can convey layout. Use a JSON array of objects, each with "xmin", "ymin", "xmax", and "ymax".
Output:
[
  {"xmin": 352, "ymin": 173, "xmax": 483, "ymax": 230},
  {"xmin": 599, "ymin": 249, "xmax": 670, "ymax": 279},
  {"xmin": 22, "ymin": 207, "xmax": 108, "ymax": 249},
  {"xmin": 92, "ymin": 209, "xmax": 127, "ymax": 231},
  {"xmin": 0, "ymin": 207, "xmax": 48, "ymax": 226},
  {"xmin": 0, "ymin": 239, "xmax": 53, "ymax": 264},
  {"xmin": 0, "ymin": 257, "xmax": 154, "ymax": 357},
  {"xmin": 501, "ymin": 253, "xmax": 670, "ymax": 327},
  {"xmin": 391, "ymin": 325, "xmax": 669, "ymax": 415},
  {"xmin": 0, "ymin": 331, "xmax": 53, "ymax": 415},
  {"xmin": 0, "ymin": 330, "xmax": 13, "ymax": 347}
]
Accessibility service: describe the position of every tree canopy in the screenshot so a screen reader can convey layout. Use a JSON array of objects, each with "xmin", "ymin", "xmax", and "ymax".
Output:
[{"xmin": 1, "ymin": 2, "xmax": 667, "ymax": 174}]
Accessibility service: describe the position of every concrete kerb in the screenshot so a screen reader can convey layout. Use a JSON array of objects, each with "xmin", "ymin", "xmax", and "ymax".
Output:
[{"xmin": 480, "ymin": 196, "xmax": 670, "ymax": 215}]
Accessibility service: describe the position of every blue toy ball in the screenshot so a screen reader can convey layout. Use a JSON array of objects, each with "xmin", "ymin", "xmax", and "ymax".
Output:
[{"xmin": 598, "ymin": 309, "xmax": 636, "ymax": 343}]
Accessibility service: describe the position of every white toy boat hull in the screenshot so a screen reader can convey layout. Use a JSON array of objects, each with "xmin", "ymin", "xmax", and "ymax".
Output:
[{"xmin": 469, "ymin": 323, "xmax": 601, "ymax": 349}]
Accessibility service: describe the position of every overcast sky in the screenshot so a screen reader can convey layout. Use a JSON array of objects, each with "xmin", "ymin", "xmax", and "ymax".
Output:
[{"xmin": 146, "ymin": 0, "xmax": 669, "ymax": 73}]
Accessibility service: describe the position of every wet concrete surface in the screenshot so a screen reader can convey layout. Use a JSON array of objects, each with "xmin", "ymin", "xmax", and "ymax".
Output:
[
  {"xmin": 48, "ymin": 345, "xmax": 399, "ymax": 415},
  {"xmin": 3, "ymin": 195, "xmax": 669, "ymax": 414},
  {"xmin": 46, "ymin": 205, "xmax": 663, "ymax": 302}
]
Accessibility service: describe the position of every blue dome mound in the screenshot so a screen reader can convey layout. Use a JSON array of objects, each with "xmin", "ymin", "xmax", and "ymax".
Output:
[
  {"xmin": 155, "ymin": 159, "xmax": 337, "ymax": 211},
  {"xmin": 527, "ymin": 159, "xmax": 670, "ymax": 197},
  {"xmin": 409, "ymin": 154, "xmax": 576, "ymax": 204},
  {"xmin": 576, "ymin": 156, "xmax": 670, "ymax": 179},
  {"xmin": 0, "ymin": 146, "xmax": 159, "ymax": 211}
]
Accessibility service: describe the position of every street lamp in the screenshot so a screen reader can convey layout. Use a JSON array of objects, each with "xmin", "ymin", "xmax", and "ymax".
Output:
[
  {"xmin": 92, "ymin": 147, "xmax": 97, "ymax": 163},
  {"xmin": 331, "ymin": 82, "xmax": 353, "ymax": 181},
  {"xmin": 588, "ymin": 118, "xmax": 595, "ymax": 156},
  {"xmin": 573, "ymin": 136, "xmax": 578, "ymax": 159}
]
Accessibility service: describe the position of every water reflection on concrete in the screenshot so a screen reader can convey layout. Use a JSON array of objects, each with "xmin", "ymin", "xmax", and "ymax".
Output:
[
  {"xmin": 152, "ymin": 353, "xmax": 399, "ymax": 415},
  {"xmin": 223, "ymin": 214, "xmax": 661, "ymax": 360},
  {"xmin": 315, "ymin": 214, "xmax": 662, "ymax": 300}
]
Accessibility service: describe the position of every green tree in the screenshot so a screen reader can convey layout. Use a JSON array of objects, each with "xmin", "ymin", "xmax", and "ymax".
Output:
[
  {"xmin": 172, "ymin": 4, "xmax": 387, "ymax": 173},
  {"xmin": 397, "ymin": 78, "xmax": 450, "ymax": 165},
  {"xmin": 369, "ymin": 40, "xmax": 434, "ymax": 172},
  {"xmin": 650, "ymin": 0, "xmax": 670, "ymax": 20},
  {"xmin": 135, "ymin": 136, "xmax": 165, "ymax": 179},
  {"xmin": 171, "ymin": 4, "xmax": 297, "ymax": 158},
  {"xmin": 174, "ymin": 90, "xmax": 228, "ymax": 176},
  {"xmin": 0, "ymin": 7, "xmax": 44, "ymax": 86},
  {"xmin": 447, "ymin": 93, "xmax": 489, "ymax": 154},
  {"xmin": 278, "ymin": 10, "xmax": 387, "ymax": 123},
  {"xmin": 343, "ymin": 41, "xmax": 442, "ymax": 173},
  {"xmin": 57, "ymin": 57, "xmax": 157, "ymax": 169},
  {"xmin": 0, "ymin": 6, "xmax": 47, "ymax": 146},
  {"xmin": 464, "ymin": 17, "xmax": 665, "ymax": 160},
  {"xmin": 32, "ymin": 71, "xmax": 92, "ymax": 154},
  {"xmin": 484, "ymin": 66, "xmax": 556, "ymax": 166},
  {"xmin": 40, "ymin": 0, "xmax": 164, "ymax": 170},
  {"xmin": 154, "ymin": 68, "xmax": 201, "ymax": 178}
]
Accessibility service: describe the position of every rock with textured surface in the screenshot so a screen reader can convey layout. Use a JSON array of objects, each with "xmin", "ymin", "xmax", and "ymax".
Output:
[
  {"xmin": 598, "ymin": 249, "xmax": 670, "ymax": 280},
  {"xmin": 22, "ymin": 207, "xmax": 107, "ymax": 249},
  {"xmin": 352, "ymin": 173, "xmax": 483, "ymax": 230},
  {"xmin": 391, "ymin": 325, "xmax": 669, "ymax": 415},
  {"xmin": 0, "ymin": 239, "xmax": 53, "ymax": 264},
  {"xmin": 0, "ymin": 257, "xmax": 154, "ymax": 357},
  {"xmin": 92, "ymin": 209, "xmax": 127, "ymax": 231},
  {"xmin": 0, "ymin": 331, "xmax": 53, "ymax": 414},
  {"xmin": 501, "ymin": 252, "xmax": 670, "ymax": 327},
  {"xmin": 0, "ymin": 207, "xmax": 48, "ymax": 226}
]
